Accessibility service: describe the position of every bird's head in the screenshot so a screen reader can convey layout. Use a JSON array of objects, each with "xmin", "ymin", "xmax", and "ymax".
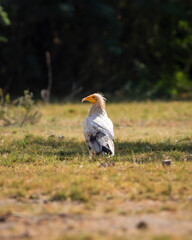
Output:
[
  {"xmin": 82, "ymin": 93, "xmax": 106, "ymax": 109},
  {"xmin": 82, "ymin": 94, "xmax": 97, "ymax": 104}
]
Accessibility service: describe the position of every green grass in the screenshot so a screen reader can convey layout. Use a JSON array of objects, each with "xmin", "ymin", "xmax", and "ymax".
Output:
[{"xmin": 0, "ymin": 101, "xmax": 192, "ymax": 240}]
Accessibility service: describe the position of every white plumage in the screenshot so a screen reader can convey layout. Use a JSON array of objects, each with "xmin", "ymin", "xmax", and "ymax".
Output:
[{"xmin": 82, "ymin": 93, "xmax": 114, "ymax": 157}]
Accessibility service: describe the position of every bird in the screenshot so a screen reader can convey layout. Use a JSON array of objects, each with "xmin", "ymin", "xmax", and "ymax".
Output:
[{"xmin": 82, "ymin": 93, "xmax": 114, "ymax": 158}]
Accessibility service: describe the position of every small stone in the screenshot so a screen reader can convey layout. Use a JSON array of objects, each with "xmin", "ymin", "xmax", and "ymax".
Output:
[
  {"xmin": 136, "ymin": 221, "xmax": 148, "ymax": 229},
  {"xmin": 162, "ymin": 159, "xmax": 172, "ymax": 166}
]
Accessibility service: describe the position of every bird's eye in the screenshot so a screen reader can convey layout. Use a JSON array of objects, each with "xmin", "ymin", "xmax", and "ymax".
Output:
[{"xmin": 92, "ymin": 96, "xmax": 95, "ymax": 98}]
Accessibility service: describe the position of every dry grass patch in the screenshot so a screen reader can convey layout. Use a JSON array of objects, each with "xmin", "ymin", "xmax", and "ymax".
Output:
[{"xmin": 0, "ymin": 101, "xmax": 192, "ymax": 239}]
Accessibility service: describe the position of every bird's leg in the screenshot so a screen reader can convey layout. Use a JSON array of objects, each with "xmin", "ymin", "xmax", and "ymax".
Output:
[{"xmin": 89, "ymin": 149, "xmax": 95, "ymax": 160}]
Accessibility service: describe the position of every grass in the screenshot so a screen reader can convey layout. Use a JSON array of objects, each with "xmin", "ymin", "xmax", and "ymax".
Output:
[{"xmin": 0, "ymin": 101, "xmax": 192, "ymax": 240}]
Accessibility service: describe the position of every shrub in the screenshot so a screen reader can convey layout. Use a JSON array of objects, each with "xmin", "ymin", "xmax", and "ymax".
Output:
[{"xmin": 0, "ymin": 89, "xmax": 41, "ymax": 127}]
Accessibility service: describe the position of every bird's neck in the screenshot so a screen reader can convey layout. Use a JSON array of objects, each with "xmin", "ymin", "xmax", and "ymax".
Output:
[{"xmin": 88, "ymin": 101, "xmax": 106, "ymax": 116}]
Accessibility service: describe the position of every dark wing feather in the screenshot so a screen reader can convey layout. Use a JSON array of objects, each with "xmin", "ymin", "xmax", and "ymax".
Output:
[
  {"xmin": 89, "ymin": 135, "xmax": 102, "ymax": 155},
  {"xmin": 90, "ymin": 132, "xmax": 114, "ymax": 157}
]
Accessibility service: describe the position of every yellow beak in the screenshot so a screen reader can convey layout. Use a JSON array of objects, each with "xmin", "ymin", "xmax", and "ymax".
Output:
[{"xmin": 81, "ymin": 95, "xmax": 96, "ymax": 104}]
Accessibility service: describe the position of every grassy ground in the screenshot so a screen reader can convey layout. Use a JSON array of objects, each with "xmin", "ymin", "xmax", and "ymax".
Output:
[{"xmin": 0, "ymin": 101, "xmax": 192, "ymax": 240}]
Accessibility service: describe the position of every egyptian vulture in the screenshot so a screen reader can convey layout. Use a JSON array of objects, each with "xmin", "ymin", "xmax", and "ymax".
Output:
[{"xmin": 82, "ymin": 93, "xmax": 114, "ymax": 157}]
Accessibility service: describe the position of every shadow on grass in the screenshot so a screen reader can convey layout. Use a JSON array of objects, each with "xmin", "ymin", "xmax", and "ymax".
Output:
[
  {"xmin": 0, "ymin": 135, "xmax": 191, "ymax": 165},
  {"xmin": 117, "ymin": 140, "xmax": 192, "ymax": 155}
]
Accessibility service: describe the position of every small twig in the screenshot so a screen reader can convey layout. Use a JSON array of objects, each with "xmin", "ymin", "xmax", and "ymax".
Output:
[{"xmin": 43, "ymin": 51, "xmax": 53, "ymax": 103}]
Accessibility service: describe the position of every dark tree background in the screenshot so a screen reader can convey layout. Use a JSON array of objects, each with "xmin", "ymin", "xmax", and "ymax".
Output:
[{"xmin": 0, "ymin": 0, "xmax": 192, "ymax": 99}]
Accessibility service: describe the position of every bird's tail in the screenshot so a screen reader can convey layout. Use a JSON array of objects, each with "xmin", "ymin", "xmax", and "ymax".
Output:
[
  {"xmin": 102, "ymin": 139, "xmax": 114, "ymax": 158},
  {"xmin": 90, "ymin": 132, "xmax": 114, "ymax": 157}
]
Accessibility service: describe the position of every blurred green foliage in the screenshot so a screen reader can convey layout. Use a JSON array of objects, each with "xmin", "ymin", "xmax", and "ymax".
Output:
[
  {"xmin": 0, "ymin": 5, "xmax": 10, "ymax": 25},
  {"xmin": 0, "ymin": 5, "xmax": 10, "ymax": 43},
  {"xmin": 0, "ymin": 0, "xmax": 192, "ymax": 99}
]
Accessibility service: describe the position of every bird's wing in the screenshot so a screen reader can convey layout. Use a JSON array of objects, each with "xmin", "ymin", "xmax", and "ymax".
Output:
[
  {"xmin": 84, "ymin": 114, "xmax": 114, "ymax": 140},
  {"xmin": 84, "ymin": 114, "xmax": 114, "ymax": 156}
]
